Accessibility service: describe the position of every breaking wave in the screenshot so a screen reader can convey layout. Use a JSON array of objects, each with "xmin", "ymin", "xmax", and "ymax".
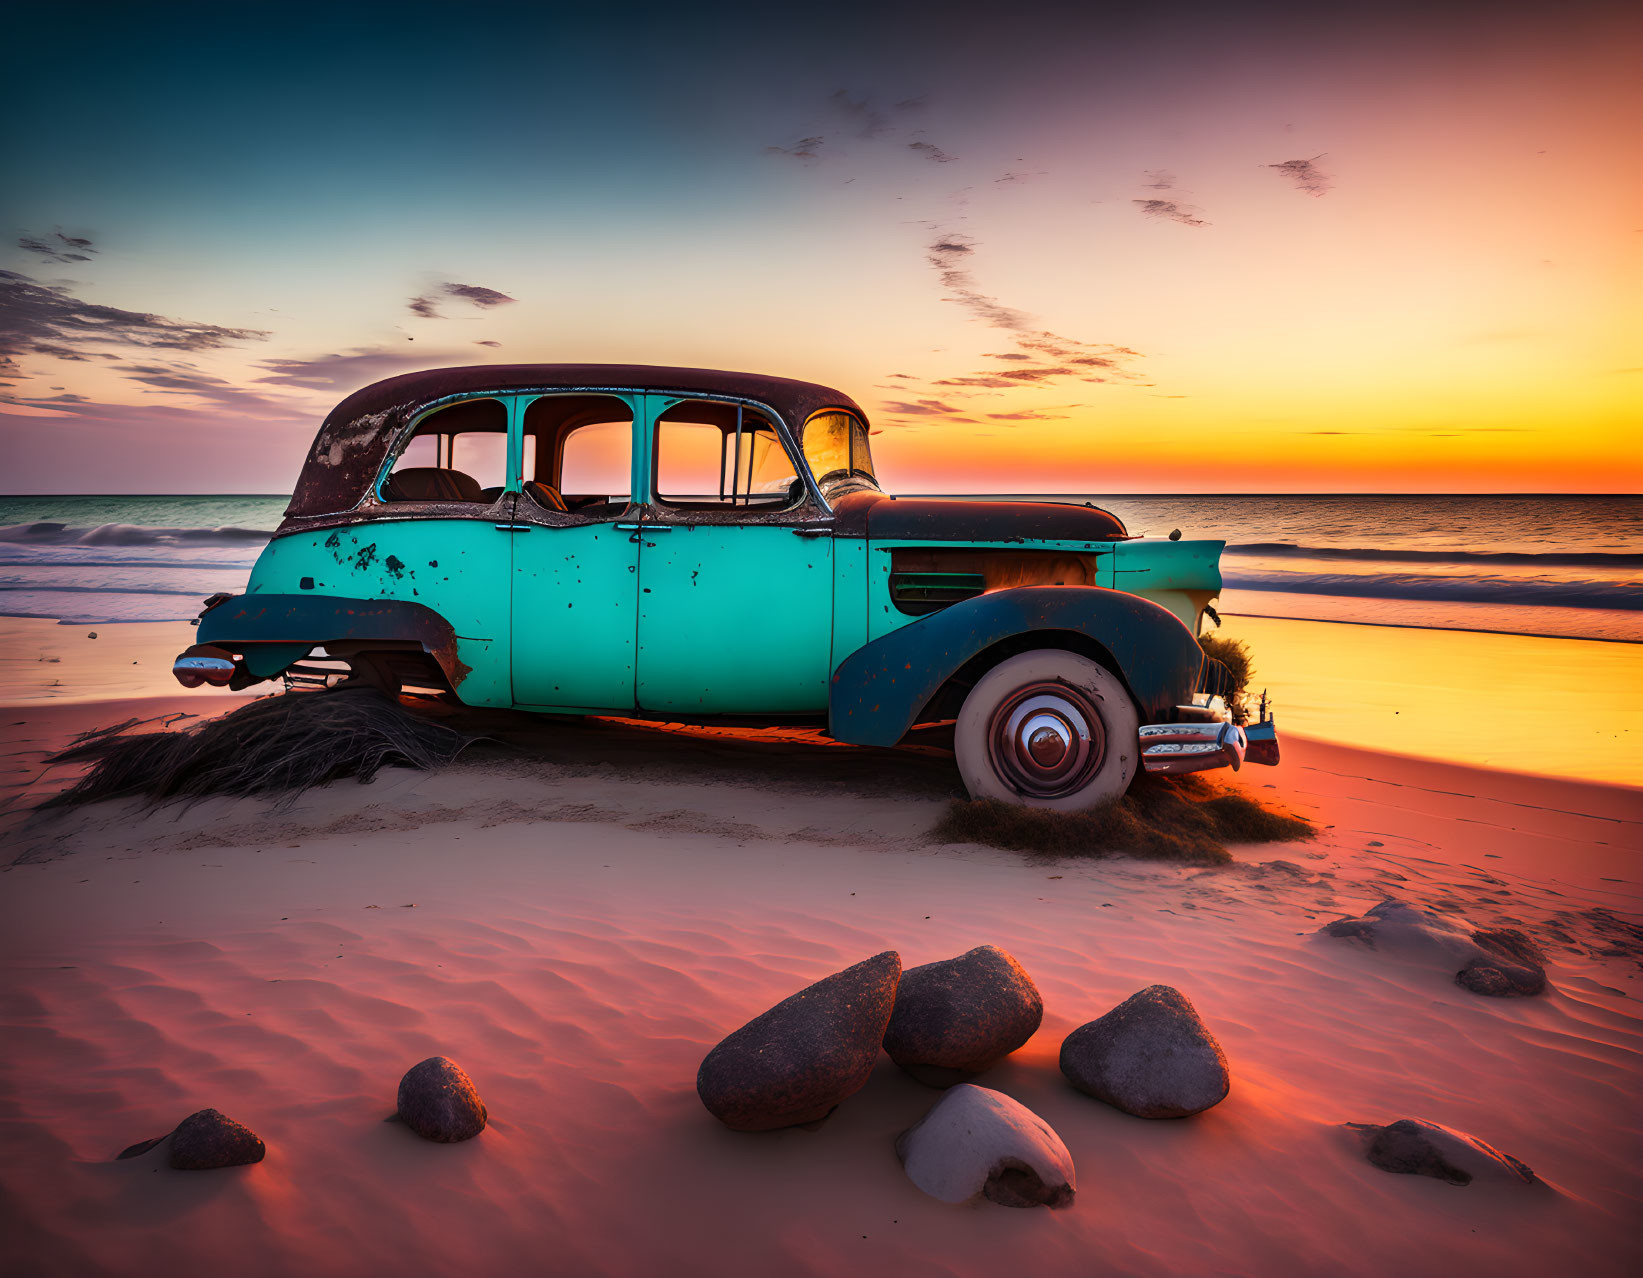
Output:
[
  {"xmin": 1221, "ymin": 568, "xmax": 1642, "ymax": 611},
  {"xmin": 1226, "ymin": 542, "xmax": 1643, "ymax": 569},
  {"xmin": 0, "ymin": 521, "xmax": 275, "ymax": 546}
]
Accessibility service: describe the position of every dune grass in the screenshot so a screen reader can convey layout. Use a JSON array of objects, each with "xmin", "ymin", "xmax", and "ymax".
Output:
[
  {"xmin": 932, "ymin": 772, "xmax": 1313, "ymax": 864},
  {"xmin": 1199, "ymin": 632, "xmax": 1255, "ymax": 721},
  {"xmin": 41, "ymin": 688, "xmax": 477, "ymax": 811}
]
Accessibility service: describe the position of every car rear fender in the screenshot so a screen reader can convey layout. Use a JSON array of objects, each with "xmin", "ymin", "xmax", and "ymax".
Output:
[
  {"xmin": 828, "ymin": 585, "xmax": 1202, "ymax": 747},
  {"xmin": 194, "ymin": 593, "xmax": 471, "ymax": 686}
]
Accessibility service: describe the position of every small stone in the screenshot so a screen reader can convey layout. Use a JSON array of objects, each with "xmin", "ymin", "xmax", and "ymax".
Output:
[
  {"xmin": 116, "ymin": 1134, "xmax": 168, "ymax": 1160},
  {"xmin": 396, "ymin": 1056, "xmax": 488, "ymax": 1142},
  {"xmin": 1349, "ymin": 1118, "xmax": 1537, "ymax": 1187},
  {"xmin": 883, "ymin": 945, "xmax": 1043, "ymax": 1086},
  {"xmin": 167, "ymin": 1109, "xmax": 266, "ymax": 1170},
  {"xmin": 1060, "ymin": 985, "xmax": 1229, "ymax": 1118},
  {"xmin": 697, "ymin": 951, "xmax": 901, "ymax": 1132},
  {"xmin": 896, "ymin": 1084, "xmax": 1075, "ymax": 1208}
]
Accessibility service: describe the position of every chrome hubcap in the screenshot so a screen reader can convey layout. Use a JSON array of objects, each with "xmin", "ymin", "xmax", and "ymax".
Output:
[{"xmin": 986, "ymin": 682, "xmax": 1106, "ymax": 798}]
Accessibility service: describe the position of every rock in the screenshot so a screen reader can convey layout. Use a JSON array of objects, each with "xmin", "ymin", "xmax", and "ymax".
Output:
[
  {"xmin": 883, "ymin": 945, "xmax": 1043, "ymax": 1086},
  {"xmin": 396, "ymin": 1056, "xmax": 488, "ymax": 1143},
  {"xmin": 167, "ymin": 1109, "xmax": 266, "ymax": 1170},
  {"xmin": 1320, "ymin": 901, "xmax": 1548, "ymax": 997},
  {"xmin": 697, "ymin": 951, "xmax": 901, "ymax": 1132},
  {"xmin": 1349, "ymin": 1118, "xmax": 1537, "ymax": 1187},
  {"xmin": 1059, "ymin": 985, "xmax": 1229, "ymax": 1118},
  {"xmin": 896, "ymin": 1084, "xmax": 1075, "ymax": 1208},
  {"xmin": 1456, "ymin": 958, "xmax": 1546, "ymax": 997}
]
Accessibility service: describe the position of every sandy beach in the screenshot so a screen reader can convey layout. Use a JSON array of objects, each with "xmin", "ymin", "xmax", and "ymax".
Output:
[
  {"xmin": 7, "ymin": 0, "xmax": 1640, "ymax": 1269},
  {"xmin": 3, "ymin": 679, "xmax": 1640, "ymax": 1277}
]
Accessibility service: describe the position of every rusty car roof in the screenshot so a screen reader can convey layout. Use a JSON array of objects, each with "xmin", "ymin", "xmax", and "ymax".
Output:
[
  {"xmin": 285, "ymin": 364, "xmax": 868, "ymax": 520},
  {"xmin": 326, "ymin": 363, "xmax": 866, "ymax": 428}
]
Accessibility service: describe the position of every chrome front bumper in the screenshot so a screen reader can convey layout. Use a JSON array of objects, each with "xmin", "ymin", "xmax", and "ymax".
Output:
[{"xmin": 1139, "ymin": 716, "xmax": 1280, "ymax": 775}]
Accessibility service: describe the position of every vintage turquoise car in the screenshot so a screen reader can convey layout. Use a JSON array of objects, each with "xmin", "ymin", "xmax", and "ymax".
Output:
[{"xmin": 173, "ymin": 365, "xmax": 1277, "ymax": 809}]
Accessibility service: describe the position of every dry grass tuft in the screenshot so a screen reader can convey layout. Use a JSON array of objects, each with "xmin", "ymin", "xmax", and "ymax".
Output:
[
  {"xmin": 41, "ymin": 689, "xmax": 477, "ymax": 811},
  {"xmin": 932, "ymin": 773, "xmax": 1313, "ymax": 864},
  {"xmin": 1199, "ymin": 633, "xmax": 1255, "ymax": 720}
]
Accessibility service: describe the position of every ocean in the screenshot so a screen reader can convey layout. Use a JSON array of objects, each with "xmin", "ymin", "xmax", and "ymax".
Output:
[{"xmin": 0, "ymin": 493, "xmax": 1638, "ymax": 643}]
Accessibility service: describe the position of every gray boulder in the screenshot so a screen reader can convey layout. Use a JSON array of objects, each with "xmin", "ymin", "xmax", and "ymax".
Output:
[
  {"xmin": 697, "ymin": 951, "xmax": 901, "ymax": 1131},
  {"xmin": 896, "ymin": 1084, "xmax": 1075, "ymax": 1208},
  {"xmin": 167, "ymin": 1109, "xmax": 266, "ymax": 1170},
  {"xmin": 1060, "ymin": 985, "xmax": 1229, "ymax": 1118},
  {"xmin": 884, "ymin": 945, "xmax": 1043, "ymax": 1086},
  {"xmin": 396, "ymin": 1056, "xmax": 488, "ymax": 1142},
  {"xmin": 1349, "ymin": 1118, "xmax": 1537, "ymax": 1187},
  {"xmin": 1320, "ymin": 901, "xmax": 1547, "ymax": 997}
]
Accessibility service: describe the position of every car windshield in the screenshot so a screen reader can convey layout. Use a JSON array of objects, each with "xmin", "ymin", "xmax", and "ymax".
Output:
[{"xmin": 802, "ymin": 411, "xmax": 878, "ymax": 494}]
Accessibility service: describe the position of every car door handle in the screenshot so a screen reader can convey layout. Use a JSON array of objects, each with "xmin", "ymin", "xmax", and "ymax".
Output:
[
  {"xmin": 790, "ymin": 527, "xmax": 830, "ymax": 538},
  {"xmin": 493, "ymin": 523, "xmax": 533, "ymax": 532},
  {"xmin": 615, "ymin": 523, "xmax": 673, "ymax": 532}
]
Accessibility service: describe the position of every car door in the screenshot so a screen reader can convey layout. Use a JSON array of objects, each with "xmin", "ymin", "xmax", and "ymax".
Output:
[
  {"xmin": 633, "ymin": 394, "xmax": 834, "ymax": 715},
  {"xmin": 509, "ymin": 393, "xmax": 642, "ymax": 710}
]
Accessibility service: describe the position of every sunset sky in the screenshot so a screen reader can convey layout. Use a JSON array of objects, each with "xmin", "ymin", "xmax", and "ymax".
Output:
[{"xmin": 2, "ymin": 0, "xmax": 1638, "ymax": 494}]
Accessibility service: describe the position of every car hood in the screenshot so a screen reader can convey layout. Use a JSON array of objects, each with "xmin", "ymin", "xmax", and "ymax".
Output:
[{"xmin": 831, "ymin": 491, "xmax": 1128, "ymax": 543}]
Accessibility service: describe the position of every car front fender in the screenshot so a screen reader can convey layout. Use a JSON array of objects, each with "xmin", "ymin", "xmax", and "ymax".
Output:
[
  {"xmin": 828, "ymin": 585, "xmax": 1202, "ymax": 747},
  {"xmin": 195, "ymin": 593, "xmax": 471, "ymax": 686}
]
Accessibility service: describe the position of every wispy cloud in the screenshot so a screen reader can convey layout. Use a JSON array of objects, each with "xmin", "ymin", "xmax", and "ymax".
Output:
[
  {"xmin": 1265, "ymin": 154, "xmax": 1331, "ymax": 196},
  {"xmin": 986, "ymin": 408, "xmax": 1069, "ymax": 421},
  {"xmin": 882, "ymin": 398, "xmax": 963, "ymax": 415},
  {"xmin": 407, "ymin": 280, "xmax": 517, "ymax": 319},
  {"xmin": 927, "ymin": 236, "xmax": 1033, "ymax": 332},
  {"xmin": 442, "ymin": 282, "xmax": 513, "ymax": 308},
  {"xmin": 908, "ymin": 233, "xmax": 1143, "ymax": 406},
  {"xmin": 3, "ymin": 366, "xmax": 303, "ymax": 421},
  {"xmin": 829, "ymin": 90, "xmax": 890, "ymax": 139},
  {"xmin": 17, "ymin": 231, "xmax": 98, "ymax": 263},
  {"xmin": 1133, "ymin": 198, "xmax": 1209, "ymax": 227},
  {"xmin": 765, "ymin": 135, "xmax": 826, "ymax": 165},
  {"xmin": 255, "ymin": 346, "xmax": 455, "ymax": 393},
  {"xmin": 0, "ymin": 270, "xmax": 268, "ymax": 383},
  {"xmin": 103, "ymin": 361, "xmax": 307, "ymax": 418},
  {"xmin": 1132, "ymin": 170, "xmax": 1209, "ymax": 226},
  {"xmin": 908, "ymin": 138, "xmax": 956, "ymax": 163}
]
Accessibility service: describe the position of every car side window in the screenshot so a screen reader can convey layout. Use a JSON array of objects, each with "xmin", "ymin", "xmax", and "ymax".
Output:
[
  {"xmin": 652, "ymin": 400, "xmax": 802, "ymax": 511},
  {"xmin": 519, "ymin": 394, "xmax": 634, "ymax": 517},
  {"xmin": 382, "ymin": 397, "xmax": 508, "ymax": 503}
]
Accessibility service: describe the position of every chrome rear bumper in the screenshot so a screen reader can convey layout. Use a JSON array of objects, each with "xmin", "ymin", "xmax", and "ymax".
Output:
[
  {"xmin": 173, "ymin": 645, "xmax": 236, "ymax": 687},
  {"xmin": 1139, "ymin": 715, "xmax": 1280, "ymax": 775}
]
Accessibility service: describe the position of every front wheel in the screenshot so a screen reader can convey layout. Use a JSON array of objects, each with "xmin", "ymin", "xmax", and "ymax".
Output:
[{"xmin": 954, "ymin": 650, "xmax": 1140, "ymax": 810}]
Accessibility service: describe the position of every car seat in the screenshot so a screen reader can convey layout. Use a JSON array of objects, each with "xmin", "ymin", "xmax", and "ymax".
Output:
[
  {"xmin": 523, "ymin": 481, "xmax": 568, "ymax": 512},
  {"xmin": 383, "ymin": 467, "xmax": 485, "ymax": 502}
]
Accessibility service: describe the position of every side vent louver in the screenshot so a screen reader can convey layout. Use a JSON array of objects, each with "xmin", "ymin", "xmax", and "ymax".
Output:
[{"xmin": 889, "ymin": 572, "xmax": 986, "ymax": 615}]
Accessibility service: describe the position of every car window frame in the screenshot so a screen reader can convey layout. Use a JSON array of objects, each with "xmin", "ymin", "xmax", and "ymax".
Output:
[
  {"xmin": 374, "ymin": 393, "xmax": 516, "ymax": 509},
  {"xmin": 642, "ymin": 392, "xmax": 829, "ymax": 523},
  {"xmin": 514, "ymin": 391, "xmax": 642, "ymax": 524}
]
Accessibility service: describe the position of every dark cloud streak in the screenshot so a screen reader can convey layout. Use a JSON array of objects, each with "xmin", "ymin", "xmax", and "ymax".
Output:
[
  {"xmin": 0, "ymin": 271, "xmax": 268, "ymax": 377},
  {"xmin": 17, "ymin": 230, "xmax": 98, "ymax": 263},
  {"xmin": 407, "ymin": 280, "xmax": 517, "ymax": 319},
  {"xmin": 1265, "ymin": 154, "xmax": 1332, "ymax": 196}
]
